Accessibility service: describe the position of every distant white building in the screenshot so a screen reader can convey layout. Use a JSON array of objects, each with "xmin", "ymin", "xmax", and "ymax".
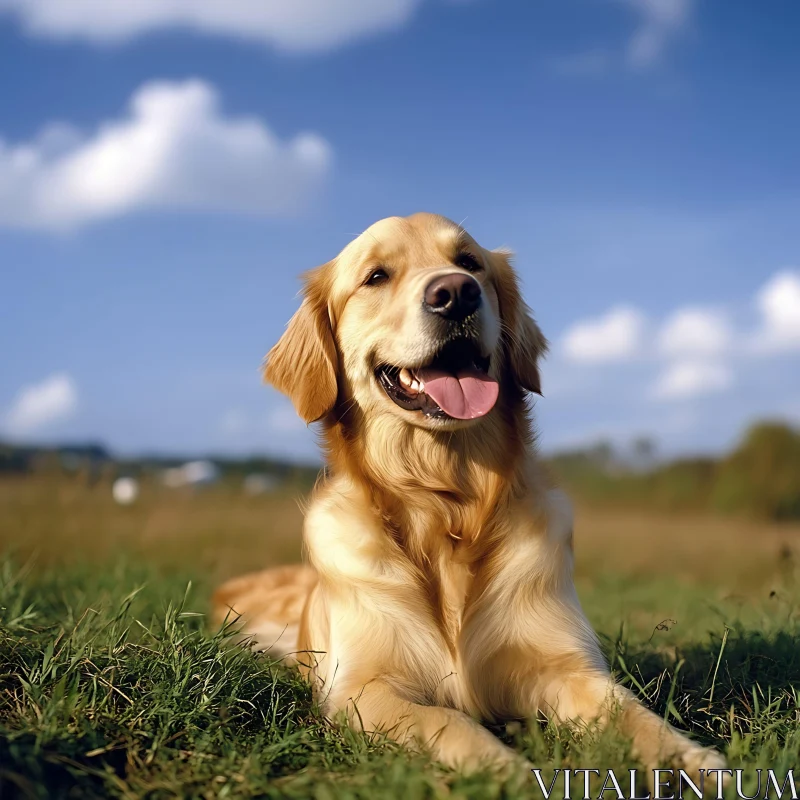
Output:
[{"xmin": 162, "ymin": 460, "xmax": 220, "ymax": 488}]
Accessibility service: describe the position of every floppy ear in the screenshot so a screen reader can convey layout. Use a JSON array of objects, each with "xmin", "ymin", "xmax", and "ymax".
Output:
[
  {"xmin": 263, "ymin": 265, "xmax": 338, "ymax": 423},
  {"xmin": 489, "ymin": 249, "xmax": 548, "ymax": 395}
]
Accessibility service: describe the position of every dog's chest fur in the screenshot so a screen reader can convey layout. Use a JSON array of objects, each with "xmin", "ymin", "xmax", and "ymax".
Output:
[
  {"xmin": 416, "ymin": 534, "xmax": 475, "ymax": 654},
  {"xmin": 306, "ymin": 480, "xmax": 502, "ymax": 710},
  {"xmin": 376, "ymin": 509, "xmax": 506, "ymax": 710}
]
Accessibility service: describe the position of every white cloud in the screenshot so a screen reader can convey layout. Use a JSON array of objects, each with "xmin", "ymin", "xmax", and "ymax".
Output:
[
  {"xmin": 621, "ymin": 0, "xmax": 692, "ymax": 68},
  {"xmin": 4, "ymin": 373, "xmax": 78, "ymax": 434},
  {"xmin": 753, "ymin": 270, "xmax": 800, "ymax": 352},
  {"xmin": 651, "ymin": 360, "xmax": 732, "ymax": 400},
  {"xmin": 562, "ymin": 306, "xmax": 646, "ymax": 363},
  {"xmin": 0, "ymin": 79, "xmax": 332, "ymax": 230},
  {"xmin": 657, "ymin": 307, "xmax": 732, "ymax": 358},
  {"xmin": 558, "ymin": 268, "xmax": 800, "ymax": 405},
  {"xmin": 0, "ymin": 0, "xmax": 425, "ymax": 52},
  {"xmin": 551, "ymin": 0, "xmax": 692, "ymax": 76}
]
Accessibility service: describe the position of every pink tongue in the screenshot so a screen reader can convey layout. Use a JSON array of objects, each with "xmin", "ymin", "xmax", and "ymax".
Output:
[{"xmin": 415, "ymin": 367, "xmax": 499, "ymax": 420}]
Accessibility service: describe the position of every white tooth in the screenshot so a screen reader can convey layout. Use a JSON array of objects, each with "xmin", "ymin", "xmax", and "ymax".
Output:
[
  {"xmin": 399, "ymin": 368, "xmax": 413, "ymax": 388},
  {"xmin": 411, "ymin": 379, "xmax": 422, "ymax": 393}
]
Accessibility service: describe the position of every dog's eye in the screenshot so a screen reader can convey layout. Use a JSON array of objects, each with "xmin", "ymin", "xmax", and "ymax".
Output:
[
  {"xmin": 454, "ymin": 252, "xmax": 483, "ymax": 273},
  {"xmin": 365, "ymin": 268, "xmax": 390, "ymax": 286}
]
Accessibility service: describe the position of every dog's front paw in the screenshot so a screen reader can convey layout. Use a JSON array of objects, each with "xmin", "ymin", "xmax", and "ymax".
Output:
[
  {"xmin": 682, "ymin": 744, "xmax": 727, "ymax": 773},
  {"xmin": 665, "ymin": 741, "xmax": 728, "ymax": 796}
]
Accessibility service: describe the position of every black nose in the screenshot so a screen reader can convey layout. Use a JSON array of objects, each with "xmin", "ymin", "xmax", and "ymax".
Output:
[{"xmin": 423, "ymin": 273, "xmax": 482, "ymax": 321}]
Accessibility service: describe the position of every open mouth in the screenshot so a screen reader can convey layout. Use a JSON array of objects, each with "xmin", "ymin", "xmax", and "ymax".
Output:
[{"xmin": 375, "ymin": 338, "xmax": 499, "ymax": 421}]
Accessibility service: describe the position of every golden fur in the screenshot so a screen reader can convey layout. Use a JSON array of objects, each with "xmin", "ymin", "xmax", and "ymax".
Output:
[{"xmin": 213, "ymin": 213, "xmax": 725, "ymax": 776}]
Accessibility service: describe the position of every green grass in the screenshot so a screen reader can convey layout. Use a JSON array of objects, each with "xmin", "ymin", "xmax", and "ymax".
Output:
[
  {"xmin": 2, "ymin": 557, "xmax": 799, "ymax": 799},
  {"xmin": 1, "ymin": 476, "xmax": 798, "ymax": 797}
]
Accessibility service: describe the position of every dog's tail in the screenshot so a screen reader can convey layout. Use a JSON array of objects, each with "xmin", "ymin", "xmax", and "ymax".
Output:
[{"xmin": 211, "ymin": 564, "xmax": 317, "ymax": 660}]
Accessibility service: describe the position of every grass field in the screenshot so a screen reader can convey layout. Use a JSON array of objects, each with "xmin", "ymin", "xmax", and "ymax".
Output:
[{"xmin": 1, "ymin": 475, "xmax": 799, "ymax": 798}]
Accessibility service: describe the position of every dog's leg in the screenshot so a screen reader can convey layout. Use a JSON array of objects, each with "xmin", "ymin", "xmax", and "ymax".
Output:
[
  {"xmin": 467, "ymin": 489, "xmax": 726, "ymax": 779},
  {"xmin": 329, "ymin": 678, "xmax": 524, "ymax": 774},
  {"xmin": 535, "ymin": 668, "xmax": 727, "ymax": 776},
  {"xmin": 471, "ymin": 627, "xmax": 725, "ymax": 784}
]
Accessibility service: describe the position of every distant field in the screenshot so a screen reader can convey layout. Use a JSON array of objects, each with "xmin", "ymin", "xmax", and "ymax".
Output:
[
  {"xmin": 1, "ymin": 475, "xmax": 799, "ymax": 798},
  {"xmin": 0, "ymin": 475, "xmax": 306, "ymax": 580}
]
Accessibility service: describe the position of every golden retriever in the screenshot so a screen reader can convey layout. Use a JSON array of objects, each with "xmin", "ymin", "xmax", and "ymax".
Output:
[{"xmin": 213, "ymin": 213, "xmax": 725, "ymax": 776}]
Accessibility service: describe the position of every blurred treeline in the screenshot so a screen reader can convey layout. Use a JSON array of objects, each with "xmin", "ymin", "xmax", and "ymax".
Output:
[
  {"xmin": 2, "ymin": 419, "xmax": 799, "ymax": 522},
  {"xmin": 0, "ymin": 442, "xmax": 320, "ymax": 492},
  {"xmin": 550, "ymin": 420, "xmax": 800, "ymax": 522}
]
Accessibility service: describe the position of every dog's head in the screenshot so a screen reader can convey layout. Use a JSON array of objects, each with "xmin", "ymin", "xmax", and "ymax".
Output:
[{"xmin": 265, "ymin": 213, "xmax": 547, "ymax": 431}]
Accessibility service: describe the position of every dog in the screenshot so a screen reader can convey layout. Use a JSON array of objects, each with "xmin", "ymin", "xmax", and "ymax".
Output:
[{"xmin": 213, "ymin": 213, "xmax": 725, "ymax": 776}]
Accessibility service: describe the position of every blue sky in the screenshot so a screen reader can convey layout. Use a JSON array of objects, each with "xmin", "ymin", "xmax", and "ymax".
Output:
[{"xmin": 1, "ymin": 0, "xmax": 799, "ymax": 462}]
